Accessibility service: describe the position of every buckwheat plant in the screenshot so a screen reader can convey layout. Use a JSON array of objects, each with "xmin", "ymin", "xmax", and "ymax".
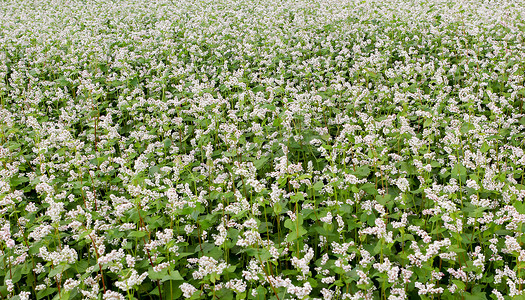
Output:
[{"xmin": 1, "ymin": 0, "xmax": 525, "ymax": 299}]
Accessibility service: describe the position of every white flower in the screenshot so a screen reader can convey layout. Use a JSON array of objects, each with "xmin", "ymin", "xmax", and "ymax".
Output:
[
  {"xmin": 103, "ymin": 291, "xmax": 125, "ymax": 300},
  {"xmin": 396, "ymin": 178, "xmax": 410, "ymax": 192},
  {"xmin": 180, "ymin": 282, "xmax": 198, "ymax": 298},
  {"xmin": 19, "ymin": 291, "xmax": 31, "ymax": 300},
  {"xmin": 115, "ymin": 270, "xmax": 148, "ymax": 291}
]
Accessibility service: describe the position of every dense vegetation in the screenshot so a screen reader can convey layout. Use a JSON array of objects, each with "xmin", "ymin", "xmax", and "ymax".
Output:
[{"xmin": 1, "ymin": 0, "xmax": 525, "ymax": 299}]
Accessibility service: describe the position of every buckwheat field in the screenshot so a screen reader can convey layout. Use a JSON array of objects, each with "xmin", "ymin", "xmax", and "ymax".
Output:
[{"xmin": 1, "ymin": 0, "xmax": 525, "ymax": 299}]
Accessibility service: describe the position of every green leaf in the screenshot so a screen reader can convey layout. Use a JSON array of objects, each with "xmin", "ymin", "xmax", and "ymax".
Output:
[
  {"xmin": 291, "ymin": 193, "xmax": 304, "ymax": 202},
  {"xmin": 49, "ymin": 264, "xmax": 70, "ymax": 278},
  {"xmin": 313, "ymin": 226, "xmax": 337, "ymax": 237},
  {"xmin": 284, "ymin": 219, "xmax": 295, "ymax": 230},
  {"xmin": 286, "ymin": 225, "xmax": 307, "ymax": 242},
  {"xmin": 74, "ymin": 260, "xmax": 89, "ymax": 273},
  {"xmin": 430, "ymin": 161, "xmax": 441, "ymax": 167},
  {"xmin": 150, "ymin": 285, "xmax": 160, "ymax": 296},
  {"xmin": 149, "ymin": 267, "xmax": 171, "ymax": 282},
  {"xmin": 55, "ymin": 76, "xmax": 69, "ymax": 87},
  {"xmin": 366, "ymin": 213, "xmax": 376, "ymax": 226},
  {"xmin": 453, "ymin": 164, "xmax": 466, "ymax": 175},
  {"xmin": 226, "ymin": 265, "xmax": 236, "ymax": 273},
  {"xmin": 480, "ymin": 141, "xmax": 490, "ymax": 153},
  {"xmin": 6, "ymin": 265, "xmax": 22, "ymax": 284},
  {"xmin": 129, "ymin": 230, "xmax": 147, "ymax": 238},
  {"xmin": 214, "ymin": 288, "xmax": 233, "ymax": 299},
  {"xmin": 52, "ymin": 291, "xmax": 70, "ymax": 300},
  {"xmin": 354, "ymin": 166, "xmax": 370, "ymax": 177},
  {"xmin": 254, "ymin": 157, "xmax": 269, "ymax": 170},
  {"xmin": 460, "ymin": 122, "xmax": 475, "ymax": 134},
  {"xmin": 21, "ymin": 262, "xmax": 32, "ymax": 275},
  {"xmin": 375, "ymin": 194, "xmax": 391, "ymax": 206},
  {"xmin": 163, "ymin": 280, "xmax": 182, "ymax": 300},
  {"xmin": 273, "ymin": 202, "xmax": 282, "ymax": 214},
  {"xmin": 256, "ymin": 286, "xmax": 267, "ymax": 300},
  {"xmin": 38, "ymin": 288, "xmax": 58, "ymax": 300},
  {"xmin": 313, "ymin": 181, "xmax": 324, "ymax": 191},
  {"xmin": 243, "ymin": 248, "xmax": 272, "ymax": 261},
  {"xmin": 10, "ymin": 176, "xmax": 29, "ymax": 187},
  {"xmin": 452, "ymin": 279, "xmax": 465, "ymax": 291},
  {"xmin": 236, "ymin": 292, "xmax": 247, "ymax": 300},
  {"xmin": 449, "ymin": 244, "xmax": 466, "ymax": 253},
  {"xmin": 277, "ymin": 176, "xmax": 287, "ymax": 187},
  {"xmin": 78, "ymin": 229, "xmax": 92, "ymax": 240},
  {"xmin": 514, "ymin": 202, "xmax": 525, "ymax": 214},
  {"xmin": 149, "ymin": 165, "xmax": 160, "ymax": 176},
  {"xmin": 360, "ymin": 182, "xmax": 377, "ymax": 195},
  {"xmin": 451, "ymin": 164, "xmax": 467, "ymax": 181}
]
